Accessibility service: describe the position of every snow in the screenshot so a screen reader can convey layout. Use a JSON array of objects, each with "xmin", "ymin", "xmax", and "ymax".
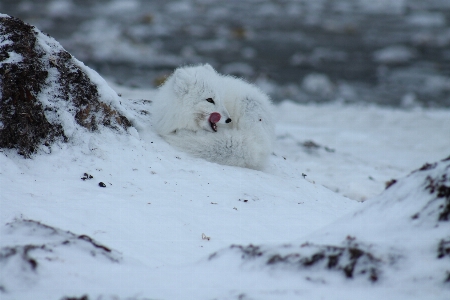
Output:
[
  {"xmin": 70, "ymin": 19, "xmax": 181, "ymax": 67},
  {"xmin": 47, "ymin": 0, "xmax": 73, "ymax": 17},
  {"xmin": 0, "ymin": 51, "xmax": 22, "ymax": 65},
  {"xmin": 1, "ymin": 70, "xmax": 450, "ymax": 299},
  {"xmin": 356, "ymin": 0, "xmax": 406, "ymax": 14},
  {"xmin": 0, "ymin": 38, "xmax": 22, "ymax": 66},
  {"xmin": 373, "ymin": 45, "xmax": 417, "ymax": 64},
  {"xmin": 407, "ymin": 12, "xmax": 447, "ymax": 28},
  {"xmin": 301, "ymin": 73, "xmax": 335, "ymax": 97}
]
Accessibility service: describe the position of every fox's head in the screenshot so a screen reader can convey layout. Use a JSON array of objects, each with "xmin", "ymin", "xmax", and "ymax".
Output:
[{"xmin": 171, "ymin": 64, "xmax": 232, "ymax": 133}]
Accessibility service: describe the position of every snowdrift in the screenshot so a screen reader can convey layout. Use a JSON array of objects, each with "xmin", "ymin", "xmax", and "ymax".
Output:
[{"xmin": 209, "ymin": 158, "xmax": 450, "ymax": 286}]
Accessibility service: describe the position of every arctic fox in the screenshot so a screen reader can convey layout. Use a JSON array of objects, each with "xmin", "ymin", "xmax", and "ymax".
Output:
[{"xmin": 152, "ymin": 64, "xmax": 274, "ymax": 170}]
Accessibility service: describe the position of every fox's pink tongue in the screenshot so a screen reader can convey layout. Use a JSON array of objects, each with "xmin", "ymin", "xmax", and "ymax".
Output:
[{"xmin": 209, "ymin": 112, "xmax": 221, "ymax": 123}]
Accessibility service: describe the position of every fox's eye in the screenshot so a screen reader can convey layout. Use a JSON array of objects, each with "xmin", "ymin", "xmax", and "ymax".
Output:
[{"xmin": 206, "ymin": 98, "xmax": 215, "ymax": 104}]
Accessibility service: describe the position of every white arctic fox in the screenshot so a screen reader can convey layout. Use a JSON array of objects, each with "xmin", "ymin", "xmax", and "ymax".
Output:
[{"xmin": 152, "ymin": 64, "xmax": 274, "ymax": 170}]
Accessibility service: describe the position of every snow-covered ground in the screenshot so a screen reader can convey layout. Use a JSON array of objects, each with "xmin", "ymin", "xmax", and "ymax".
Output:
[{"xmin": 1, "ymin": 77, "xmax": 449, "ymax": 299}]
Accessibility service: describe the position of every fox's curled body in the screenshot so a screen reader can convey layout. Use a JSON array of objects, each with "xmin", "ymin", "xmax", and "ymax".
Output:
[{"xmin": 152, "ymin": 64, "xmax": 274, "ymax": 170}]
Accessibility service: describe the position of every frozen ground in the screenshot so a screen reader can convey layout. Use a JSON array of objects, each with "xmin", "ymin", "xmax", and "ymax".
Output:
[
  {"xmin": 1, "ymin": 78, "xmax": 449, "ymax": 299},
  {"xmin": 2, "ymin": 0, "xmax": 450, "ymax": 107}
]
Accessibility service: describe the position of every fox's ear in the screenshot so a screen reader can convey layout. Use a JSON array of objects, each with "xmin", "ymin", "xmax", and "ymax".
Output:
[
  {"xmin": 203, "ymin": 63, "xmax": 215, "ymax": 73},
  {"xmin": 173, "ymin": 68, "xmax": 193, "ymax": 97}
]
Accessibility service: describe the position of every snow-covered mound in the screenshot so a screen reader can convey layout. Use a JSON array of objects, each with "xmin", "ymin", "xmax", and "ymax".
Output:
[
  {"xmin": 208, "ymin": 157, "xmax": 450, "ymax": 291},
  {"xmin": 0, "ymin": 15, "xmax": 132, "ymax": 157},
  {"xmin": 209, "ymin": 237, "xmax": 383, "ymax": 282},
  {"xmin": 0, "ymin": 219, "xmax": 121, "ymax": 294}
]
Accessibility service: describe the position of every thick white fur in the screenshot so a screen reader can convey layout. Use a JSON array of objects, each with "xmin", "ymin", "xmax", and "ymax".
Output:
[{"xmin": 152, "ymin": 64, "xmax": 274, "ymax": 170}]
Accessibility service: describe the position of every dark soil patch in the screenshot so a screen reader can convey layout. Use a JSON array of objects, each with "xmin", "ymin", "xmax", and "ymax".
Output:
[
  {"xmin": 407, "ymin": 159, "xmax": 450, "ymax": 222},
  {"xmin": 385, "ymin": 179, "xmax": 397, "ymax": 189},
  {"xmin": 60, "ymin": 295, "xmax": 89, "ymax": 300},
  {"xmin": 438, "ymin": 238, "xmax": 450, "ymax": 284},
  {"xmin": 81, "ymin": 173, "xmax": 93, "ymax": 180},
  {"xmin": 424, "ymin": 174, "xmax": 450, "ymax": 222},
  {"xmin": 418, "ymin": 163, "xmax": 438, "ymax": 172},
  {"xmin": 438, "ymin": 238, "xmax": 450, "ymax": 259},
  {"xmin": 0, "ymin": 244, "xmax": 48, "ymax": 272},
  {"xmin": 300, "ymin": 140, "xmax": 336, "ymax": 153}
]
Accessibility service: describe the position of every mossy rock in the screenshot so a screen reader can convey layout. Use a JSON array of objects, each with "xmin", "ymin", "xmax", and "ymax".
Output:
[{"xmin": 0, "ymin": 15, "xmax": 131, "ymax": 157}]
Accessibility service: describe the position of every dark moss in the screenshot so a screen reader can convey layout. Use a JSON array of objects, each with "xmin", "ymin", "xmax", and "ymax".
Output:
[
  {"xmin": 437, "ymin": 238, "xmax": 450, "ymax": 259},
  {"xmin": 230, "ymin": 244, "xmax": 264, "ymax": 259},
  {"xmin": 385, "ymin": 179, "xmax": 397, "ymax": 189},
  {"xmin": 418, "ymin": 163, "xmax": 437, "ymax": 171},
  {"xmin": 227, "ymin": 238, "xmax": 381, "ymax": 282},
  {"xmin": 411, "ymin": 160, "xmax": 450, "ymax": 222},
  {"xmin": 0, "ymin": 244, "xmax": 48, "ymax": 272},
  {"xmin": 424, "ymin": 175, "xmax": 450, "ymax": 222},
  {"xmin": 60, "ymin": 296, "xmax": 89, "ymax": 300},
  {"xmin": 0, "ymin": 16, "xmax": 66, "ymax": 157},
  {"xmin": 78, "ymin": 235, "xmax": 111, "ymax": 253}
]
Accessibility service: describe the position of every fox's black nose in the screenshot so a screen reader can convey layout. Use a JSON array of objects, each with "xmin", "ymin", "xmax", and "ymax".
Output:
[{"xmin": 225, "ymin": 118, "xmax": 232, "ymax": 123}]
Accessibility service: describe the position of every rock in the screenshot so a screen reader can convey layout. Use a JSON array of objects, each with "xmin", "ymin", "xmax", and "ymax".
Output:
[{"xmin": 0, "ymin": 15, "xmax": 132, "ymax": 157}]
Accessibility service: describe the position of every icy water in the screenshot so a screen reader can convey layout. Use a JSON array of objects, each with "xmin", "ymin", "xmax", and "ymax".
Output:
[{"xmin": 2, "ymin": 0, "xmax": 450, "ymax": 107}]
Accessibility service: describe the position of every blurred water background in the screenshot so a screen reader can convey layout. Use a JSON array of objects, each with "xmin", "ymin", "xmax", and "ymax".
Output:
[{"xmin": 2, "ymin": 0, "xmax": 450, "ymax": 107}]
